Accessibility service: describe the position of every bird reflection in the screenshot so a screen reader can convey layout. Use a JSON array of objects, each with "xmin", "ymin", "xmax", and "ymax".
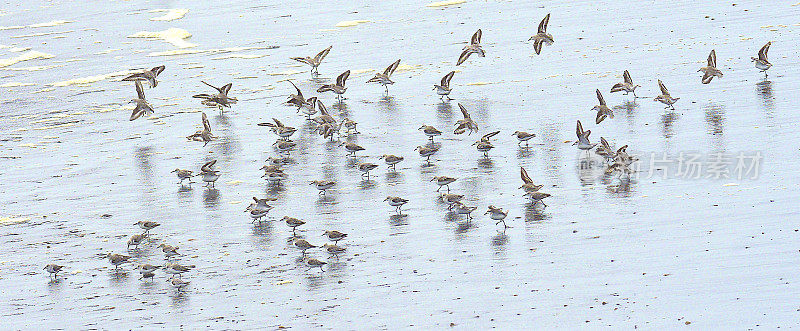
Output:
[
  {"xmin": 704, "ymin": 103, "xmax": 725, "ymax": 152},
  {"xmin": 607, "ymin": 177, "xmax": 634, "ymax": 195},
  {"xmin": 304, "ymin": 274, "xmax": 326, "ymax": 290},
  {"xmin": 358, "ymin": 179, "xmax": 377, "ymax": 189},
  {"xmin": 203, "ymin": 188, "xmax": 220, "ymax": 208},
  {"xmin": 385, "ymin": 171, "xmax": 404, "ymax": 184},
  {"xmin": 524, "ymin": 202, "xmax": 548, "ymax": 222},
  {"xmin": 436, "ymin": 102, "xmax": 453, "ymax": 124},
  {"xmin": 477, "ymin": 156, "xmax": 494, "ymax": 169},
  {"xmin": 379, "ymin": 95, "xmax": 397, "ymax": 112},
  {"xmin": 756, "ymin": 79, "xmax": 774, "ymax": 116},
  {"xmin": 389, "ymin": 214, "xmax": 409, "ymax": 227},
  {"xmin": 455, "ymin": 220, "xmax": 475, "ymax": 234},
  {"xmin": 517, "ymin": 146, "xmax": 534, "ymax": 159},
  {"xmin": 177, "ymin": 184, "xmax": 193, "ymax": 199},
  {"xmin": 660, "ymin": 111, "xmax": 678, "ymax": 139},
  {"xmin": 491, "ymin": 231, "xmax": 509, "ymax": 250}
]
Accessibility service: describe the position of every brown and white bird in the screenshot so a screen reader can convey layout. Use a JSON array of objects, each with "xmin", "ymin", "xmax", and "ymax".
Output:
[
  {"xmin": 519, "ymin": 167, "xmax": 543, "ymax": 193},
  {"xmin": 380, "ymin": 154, "xmax": 404, "ymax": 171},
  {"xmin": 134, "ymin": 221, "xmax": 160, "ymax": 235},
  {"xmin": 574, "ymin": 120, "xmax": 597, "ymax": 151},
  {"xmin": 257, "ymin": 118, "xmax": 296, "ymax": 141},
  {"xmin": 44, "ymin": 264, "xmax": 64, "ymax": 279},
  {"xmin": 433, "ymin": 71, "xmax": 455, "ymax": 101},
  {"xmin": 358, "ymin": 162, "xmax": 379, "ymax": 180},
  {"xmin": 592, "ymin": 89, "xmax": 613, "ymax": 124},
  {"xmin": 200, "ymin": 160, "xmax": 220, "ymax": 188},
  {"xmin": 129, "ymin": 80, "xmax": 154, "ymax": 121},
  {"xmin": 323, "ymin": 230, "xmax": 348, "ymax": 243},
  {"xmin": 186, "ymin": 112, "xmax": 213, "ymax": 146},
  {"xmin": 751, "ymin": 41, "xmax": 772, "ymax": 77},
  {"xmin": 291, "ymin": 45, "xmax": 332, "ymax": 74},
  {"xmin": 122, "ymin": 65, "xmax": 165, "ymax": 88},
  {"xmin": 286, "ymin": 80, "xmax": 306, "ymax": 110},
  {"xmin": 419, "ymin": 125, "xmax": 443, "ymax": 142},
  {"xmin": 305, "ymin": 258, "xmax": 327, "ymax": 272},
  {"xmin": 430, "ymin": 176, "xmax": 456, "ymax": 193},
  {"xmin": 457, "ymin": 29, "xmax": 484, "ymax": 66},
  {"xmin": 472, "ymin": 130, "xmax": 500, "ymax": 157},
  {"xmin": 529, "ymin": 14, "xmax": 553, "ymax": 55},
  {"xmin": 454, "ymin": 103, "xmax": 478, "ymax": 135},
  {"xmin": 367, "ymin": 59, "xmax": 401, "ymax": 94},
  {"xmin": 384, "ymin": 196, "xmax": 409, "ymax": 214},
  {"xmin": 610, "ymin": 70, "xmax": 640, "ymax": 97},
  {"xmin": 317, "ymin": 70, "xmax": 350, "ymax": 101},
  {"xmin": 171, "ymin": 168, "xmax": 194, "ymax": 185},
  {"xmin": 698, "ymin": 49, "xmax": 723, "ymax": 84},
  {"xmin": 106, "ymin": 253, "xmax": 132, "ymax": 270},
  {"xmin": 654, "ymin": 80, "xmax": 679, "ymax": 110},
  {"xmin": 193, "ymin": 81, "xmax": 237, "ymax": 111},
  {"xmin": 512, "ymin": 131, "xmax": 536, "ymax": 146}
]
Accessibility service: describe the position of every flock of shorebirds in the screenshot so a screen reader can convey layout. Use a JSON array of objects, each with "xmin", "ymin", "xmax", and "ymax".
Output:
[{"xmin": 43, "ymin": 13, "xmax": 775, "ymax": 286}]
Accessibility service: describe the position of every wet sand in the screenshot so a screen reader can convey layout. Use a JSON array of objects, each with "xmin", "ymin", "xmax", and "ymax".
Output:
[{"xmin": 2, "ymin": 0, "xmax": 800, "ymax": 328}]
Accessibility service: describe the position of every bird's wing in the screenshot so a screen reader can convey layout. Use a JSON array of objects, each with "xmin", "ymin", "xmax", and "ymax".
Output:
[
  {"xmin": 759, "ymin": 42, "xmax": 770, "ymax": 62},
  {"xmin": 538, "ymin": 13, "xmax": 550, "ymax": 34},
  {"xmin": 384, "ymin": 59, "xmax": 401, "ymax": 76},
  {"xmin": 533, "ymin": 39, "xmax": 543, "ymax": 55},
  {"xmin": 708, "ymin": 49, "xmax": 717, "ymax": 68},
  {"xmin": 456, "ymin": 49, "xmax": 472, "ymax": 66},
  {"xmin": 337, "ymin": 70, "xmax": 350, "ymax": 87},
  {"xmin": 314, "ymin": 45, "xmax": 332, "ymax": 62},
  {"xmin": 202, "ymin": 112, "xmax": 211, "ymax": 132},
  {"xmin": 317, "ymin": 100, "xmax": 329, "ymax": 116},
  {"xmin": 441, "ymin": 71, "xmax": 455, "ymax": 87},
  {"xmin": 658, "ymin": 80, "xmax": 669, "ymax": 95},
  {"xmin": 458, "ymin": 103, "xmax": 470, "ymax": 119},
  {"xmin": 220, "ymin": 83, "xmax": 233, "ymax": 95},
  {"xmin": 623, "ymin": 70, "xmax": 633, "ymax": 85},
  {"xmin": 521, "ymin": 167, "xmax": 533, "ymax": 184},
  {"xmin": 600, "ymin": 137, "xmax": 610, "ymax": 149},
  {"xmin": 201, "ymin": 80, "xmax": 220, "ymax": 92},
  {"xmin": 289, "ymin": 80, "xmax": 303, "ymax": 98},
  {"xmin": 471, "ymin": 29, "xmax": 482, "ymax": 45},
  {"xmin": 135, "ymin": 81, "xmax": 145, "ymax": 99},
  {"xmin": 482, "ymin": 130, "xmax": 500, "ymax": 141},
  {"xmin": 201, "ymin": 160, "xmax": 217, "ymax": 172},
  {"xmin": 151, "ymin": 65, "xmax": 165, "ymax": 77},
  {"xmin": 576, "ymin": 120, "xmax": 584, "ymax": 137},
  {"xmin": 596, "ymin": 89, "xmax": 606, "ymax": 106},
  {"xmin": 273, "ymin": 118, "xmax": 284, "ymax": 128}
]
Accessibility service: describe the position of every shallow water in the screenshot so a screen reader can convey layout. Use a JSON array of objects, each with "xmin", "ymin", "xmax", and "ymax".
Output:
[{"xmin": 2, "ymin": 0, "xmax": 800, "ymax": 328}]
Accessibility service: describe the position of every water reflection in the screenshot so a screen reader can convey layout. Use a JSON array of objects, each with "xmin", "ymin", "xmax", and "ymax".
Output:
[
  {"xmin": 436, "ymin": 101, "xmax": 454, "ymax": 124},
  {"xmin": 202, "ymin": 188, "xmax": 220, "ymax": 209},
  {"xmin": 703, "ymin": 103, "xmax": 726, "ymax": 152},
  {"xmin": 491, "ymin": 231, "xmax": 509, "ymax": 251},
  {"xmin": 524, "ymin": 202, "xmax": 548, "ymax": 222},
  {"xmin": 756, "ymin": 79, "xmax": 774, "ymax": 117},
  {"xmin": 660, "ymin": 111, "xmax": 678, "ymax": 140}
]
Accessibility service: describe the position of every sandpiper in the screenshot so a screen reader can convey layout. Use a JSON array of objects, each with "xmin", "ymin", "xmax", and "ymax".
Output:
[
  {"xmin": 699, "ymin": 49, "xmax": 723, "ymax": 84},
  {"xmin": 168, "ymin": 277, "xmax": 190, "ymax": 291},
  {"xmin": 286, "ymin": 80, "xmax": 306, "ymax": 110},
  {"xmin": 454, "ymin": 103, "xmax": 478, "ymax": 135},
  {"xmin": 283, "ymin": 216, "xmax": 306, "ymax": 234},
  {"xmin": 595, "ymin": 137, "xmax": 615, "ymax": 162},
  {"xmin": 610, "ymin": 70, "xmax": 640, "ymax": 97},
  {"xmin": 751, "ymin": 41, "xmax": 772, "ymax": 77},
  {"xmin": 316, "ymin": 123, "xmax": 339, "ymax": 141},
  {"xmin": 323, "ymin": 230, "xmax": 348, "ymax": 243},
  {"xmin": 486, "ymin": 206, "xmax": 509, "ymax": 228},
  {"xmin": 273, "ymin": 140, "xmax": 297, "ymax": 156},
  {"xmin": 246, "ymin": 197, "xmax": 274, "ymax": 223},
  {"xmin": 529, "ymin": 13, "xmax": 553, "ymax": 55},
  {"xmin": 186, "ymin": 112, "xmax": 213, "ymax": 146},
  {"xmin": 520, "ymin": 167, "xmax": 543, "ymax": 193},
  {"xmin": 430, "ymin": 176, "xmax": 456, "ymax": 192},
  {"xmin": 137, "ymin": 264, "xmax": 161, "ymax": 281},
  {"xmin": 457, "ymin": 29, "xmax": 484, "ymax": 66},
  {"xmin": 592, "ymin": 89, "xmax": 614, "ymax": 124},
  {"xmin": 258, "ymin": 118, "xmax": 297, "ymax": 141},
  {"xmin": 433, "ymin": 71, "xmax": 455, "ymax": 100},
  {"xmin": 200, "ymin": 160, "xmax": 220, "ymax": 187},
  {"xmin": 299, "ymin": 96, "xmax": 318, "ymax": 119},
  {"xmin": 322, "ymin": 243, "xmax": 346, "ymax": 259},
  {"xmin": 574, "ymin": 120, "xmax": 597, "ymax": 151},
  {"xmin": 367, "ymin": 59, "xmax": 401, "ymax": 94},
  {"xmin": 305, "ymin": 258, "xmax": 327, "ymax": 272},
  {"xmin": 472, "ymin": 130, "xmax": 500, "ymax": 157},
  {"xmin": 44, "ymin": 264, "xmax": 64, "ymax": 279},
  {"xmin": 380, "ymin": 154, "xmax": 404, "ymax": 171},
  {"xmin": 512, "ymin": 131, "xmax": 536, "ymax": 146},
  {"xmin": 129, "ymin": 80, "xmax": 154, "ymax": 121},
  {"xmin": 127, "ymin": 234, "xmax": 146, "ymax": 249},
  {"xmin": 261, "ymin": 169, "xmax": 286, "ymax": 185},
  {"xmin": 452, "ymin": 201, "xmax": 477, "ymax": 220},
  {"xmin": 358, "ymin": 162, "xmax": 379, "ymax": 180},
  {"xmin": 134, "ymin": 221, "xmax": 160, "ymax": 235},
  {"xmin": 341, "ymin": 118, "xmax": 359, "ymax": 135},
  {"xmin": 418, "ymin": 125, "xmax": 442, "ymax": 143},
  {"xmin": 294, "ymin": 239, "xmax": 317, "ymax": 256},
  {"xmin": 158, "ymin": 244, "xmax": 181, "ymax": 259},
  {"xmin": 341, "ymin": 141, "xmax": 365, "ymax": 157},
  {"xmin": 164, "ymin": 263, "xmax": 195, "ymax": 279},
  {"xmin": 106, "ymin": 253, "xmax": 132, "ymax": 270},
  {"xmin": 317, "ymin": 70, "xmax": 350, "ymax": 101},
  {"xmin": 441, "ymin": 193, "xmax": 465, "ymax": 210},
  {"xmin": 311, "ymin": 100, "xmax": 337, "ymax": 126},
  {"xmin": 415, "ymin": 145, "xmax": 439, "ymax": 165},
  {"xmin": 310, "ymin": 180, "xmax": 335, "ymax": 195},
  {"xmin": 122, "ymin": 65, "xmax": 165, "ymax": 88},
  {"xmin": 525, "ymin": 191, "xmax": 551, "ymax": 207},
  {"xmin": 384, "ymin": 196, "xmax": 409, "ymax": 214},
  {"xmin": 171, "ymin": 169, "xmax": 194, "ymax": 185},
  {"xmin": 654, "ymin": 80, "xmax": 679, "ymax": 109},
  {"xmin": 193, "ymin": 81, "xmax": 238, "ymax": 111},
  {"xmin": 291, "ymin": 45, "xmax": 332, "ymax": 74}
]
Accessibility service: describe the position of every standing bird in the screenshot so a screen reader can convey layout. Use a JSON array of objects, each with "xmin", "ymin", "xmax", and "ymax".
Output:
[
  {"xmin": 305, "ymin": 258, "xmax": 327, "ymax": 272},
  {"xmin": 127, "ymin": 234, "xmax": 146, "ymax": 249},
  {"xmin": 186, "ymin": 112, "xmax": 213, "ymax": 146},
  {"xmin": 574, "ymin": 120, "xmax": 597, "ymax": 151},
  {"xmin": 486, "ymin": 206, "xmax": 509, "ymax": 228},
  {"xmin": 592, "ymin": 89, "xmax": 613, "ymax": 124},
  {"xmin": 751, "ymin": 41, "xmax": 772, "ymax": 77},
  {"xmin": 168, "ymin": 278, "xmax": 190, "ymax": 291},
  {"xmin": 698, "ymin": 49, "xmax": 723, "ymax": 84},
  {"xmin": 419, "ymin": 125, "xmax": 443, "ymax": 142},
  {"xmin": 430, "ymin": 176, "xmax": 456, "ymax": 193},
  {"xmin": 294, "ymin": 239, "xmax": 318, "ymax": 256},
  {"xmin": 380, "ymin": 154, "xmax": 404, "ymax": 171},
  {"xmin": 433, "ymin": 71, "xmax": 455, "ymax": 101},
  {"xmin": 134, "ymin": 221, "xmax": 160, "ymax": 235},
  {"xmin": 44, "ymin": 264, "xmax": 64, "ymax": 279},
  {"xmin": 358, "ymin": 162, "xmax": 379, "ymax": 180},
  {"xmin": 310, "ymin": 180, "xmax": 336, "ymax": 195},
  {"xmin": 525, "ymin": 191, "xmax": 551, "ymax": 207},
  {"xmin": 164, "ymin": 263, "xmax": 195, "ymax": 279},
  {"xmin": 457, "ymin": 29, "xmax": 484, "ymax": 66},
  {"xmin": 193, "ymin": 81, "xmax": 237, "ymax": 111},
  {"xmin": 512, "ymin": 131, "xmax": 536, "ymax": 146},
  {"xmin": 367, "ymin": 59, "xmax": 401, "ymax": 94},
  {"xmin": 385, "ymin": 196, "xmax": 409, "ymax": 214},
  {"xmin": 200, "ymin": 160, "xmax": 220, "ymax": 188},
  {"xmin": 129, "ymin": 81, "xmax": 154, "ymax": 121},
  {"xmin": 291, "ymin": 45, "xmax": 332, "ymax": 75},
  {"xmin": 654, "ymin": 80, "xmax": 679, "ymax": 110},
  {"xmin": 171, "ymin": 168, "xmax": 194, "ymax": 185},
  {"xmin": 106, "ymin": 253, "xmax": 132, "ymax": 270},
  {"xmin": 137, "ymin": 264, "xmax": 161, "ymax": 281},
  {"xmin": 454, "ymin": 103, "xmax": 479, "ymax": 135},
  {"xmin": 415, "ymin": 145, "xmax": 439, "ymax": 165},
  {"xmin": 158, "ymin": 244, "xmax": 181, "ymax": 259},
  {"xmin": 283, "ymin": 216, "xmax": 306, "ymax": 234},
  {"xmin": 341, "ymin": 141, "xmax": 365, "ymax": 157},
  {"xmin": 323, "ymin": 230, "xmax": 348, "ymax": 243},
  {"xmin": 519, "ymin": 167, "xmax": 543, "ymax": 193},
  {"xmin": 529, "ymin": 14, "xmax": 553, "ymax": 55},
  {"xmin": 122, "ymin": 65, "xmax": 165, "ymax": 88},
  {"xmin": 452, "ymin": 202, "xmax": 478, "ymax": 220},
  {"xmin": 472, "ymin": 130, "xmax": 500, "ymax": 157},
  {"xmin": 610, "ymin": 70, "xmax": 640, "ymax": 97},
  {"xmin": 317, "ymin": 70, "xmax": 350, "ymax": 101}
]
